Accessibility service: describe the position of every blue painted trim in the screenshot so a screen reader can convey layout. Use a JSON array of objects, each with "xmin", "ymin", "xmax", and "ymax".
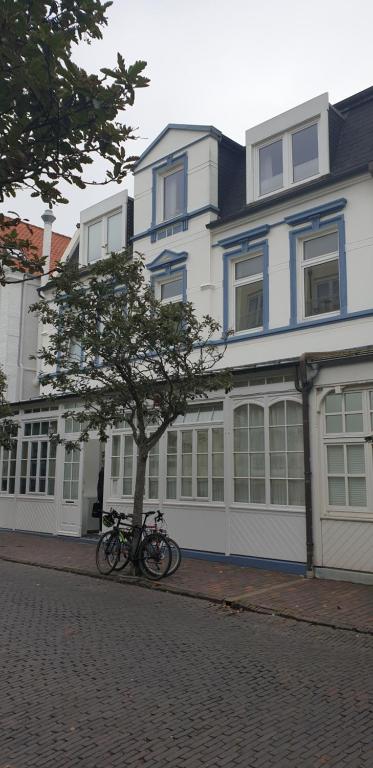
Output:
[
  {"xmin": 289, "ymin": 214, "xmax": 347, "ymax": 327},
  {"xmin": 209, "ymin": 306, "xmax": 373, "ymax": 348},
  {"xmin": 217, "ymin": 224, "xmax": 270, "ymax": 250},
  {"xmin": 147, "ymin": 249, "xmax": 188, "ymax": 272},
  {"xmin": 150, "ymin": 264, "xmax": 187, "ymax": 303},
  {"xmin": 285, "ymin": 197, "xmax": 347, "ymax": 226},
  {"xmin": 133, "ymin": 124, "xmax": 222, "ymax": 170},
  {"xmin": 133, "ymin": 204, "xmax": 219, "ymax": 244},
  {"xmin": 223, "ymin": 240, "xmax": 269, "ymax": 335},
  {"xmin": 181, "ymin": 548, "xmax": 307, "ymax": 575}
]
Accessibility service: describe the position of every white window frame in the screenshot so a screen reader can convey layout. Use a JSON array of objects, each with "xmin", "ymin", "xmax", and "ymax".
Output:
[
  {"xmin": 231, "ymin": 252, "xmax": 264, "ymax": 334},
  {"xmin": 109, "ymin": 430, "xmax": 160, "ymax": 501},
  {"xmin": 255, "ymin": 120, "xmax": 320, "ymax": 200},
  {"xmin": 232, "ymin": 396, "xmax": 305, "ymax": 510},
  {"xmin": 321, "ymin": 389, "xmax": 373, "ymax": 519},
  {"xmin": 0, "ymin": 444, "xmax": 17, "ymax": 495},
  {"xmin": 297, "ymin": 227, "xmax": 340, "ymax": 322},
  {"xmin": 85, "ymin": 208, "xmax": 123, "ymax": 264},
  {"xmin": 20, "ymin": 420, "xmax": 57, "ymax": 496},
  {"xmin": 155, "ymin": 162, "xmax": 186, "ymax": 225},
  {"xmin": 157, "ymin": 274, "xmax": 184, "ymax": 305}
]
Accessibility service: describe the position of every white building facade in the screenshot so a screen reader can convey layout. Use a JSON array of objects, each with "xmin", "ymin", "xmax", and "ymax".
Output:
[{"xmin": 1, "ymin": 87, "xmax": 373, "ymax": 582}]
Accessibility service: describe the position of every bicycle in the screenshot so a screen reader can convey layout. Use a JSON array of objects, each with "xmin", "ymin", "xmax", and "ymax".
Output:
[
  {"xmin": 144, "ymin": 510, "xmax": 182, "ymax": 577},
  {"xmin": 95, "ymin": 509, "xmax": 172, "ymax": 580}
]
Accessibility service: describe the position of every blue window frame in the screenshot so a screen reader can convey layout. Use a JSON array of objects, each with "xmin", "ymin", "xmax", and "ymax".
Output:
[
  {"xmin": 223, "ymin": 240, "xmax": 269, "ymax": 337},
  {"xmin": 289, "ymin": 215, "xmax": 347, "ymax": 327},
  {"xmin": 151, "ymin": 154, "xmax": 188, "ymax": 239},
  {"xmin": 147, "ymin": 249, "xmax": 188, "ymax": 303}
]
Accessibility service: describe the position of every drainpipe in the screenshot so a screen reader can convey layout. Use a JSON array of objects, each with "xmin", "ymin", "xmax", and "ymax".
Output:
[{"xmin": 295, "ymin": 354, "xmax": 319, "ymax": 575}]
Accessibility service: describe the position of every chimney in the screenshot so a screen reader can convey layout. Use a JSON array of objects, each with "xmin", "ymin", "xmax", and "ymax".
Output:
[{"xmin": 41, "ymin": 207, "xmax": 56, "ymax": 283}]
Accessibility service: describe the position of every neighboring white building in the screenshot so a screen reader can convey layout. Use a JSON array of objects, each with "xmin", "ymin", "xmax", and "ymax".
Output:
[
  {"xmin": 1, "ymin": 86, "xmax": 373, "ymax": 583},
  {"xmin": 0, "ymin": 212, "xmax": 70, "ymax": 402}
]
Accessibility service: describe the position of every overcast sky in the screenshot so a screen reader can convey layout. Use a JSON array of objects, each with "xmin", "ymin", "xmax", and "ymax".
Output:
[{"xmin": 3, "ymin": 0, "xmax": 373, "ymax": 236}]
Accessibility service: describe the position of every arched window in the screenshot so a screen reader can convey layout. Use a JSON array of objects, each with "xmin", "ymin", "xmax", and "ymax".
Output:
[
  {"xmin": 269, "ymin": 401, "xmax": 304, "ymax": 506},
  {"xmin": 233, "ymin": 400, "xmax": 304, "ymax": 507},
  {"xmin": 234, "ymin": 403, "xmax": 265, "ymax": 503}
]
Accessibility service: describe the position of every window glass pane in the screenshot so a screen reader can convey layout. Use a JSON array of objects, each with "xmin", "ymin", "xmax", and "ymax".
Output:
[
  {"xmin": 269, "ymin": 402, "xmax": 285, "ymax": 425},
  {"xmin": 212, "ymin": 428, "xmax": 224, "ymax": 452},
  {"xmin": 348, "ymin": 477, "xmax": 367, "ymax": 507},
  {"xmin": 286, "ymin": 401, "xmax": 302, "ymax": 425},
  {"xmin": 161, "ymin": 278, "xmax": 183, "ymax": 301},
  {"xmin": 167, "ymin": 432, "xmax": 177, "ymax": 452},
  {"xmin": 249, "ymin": 404, "xmax": 264, "ymax": 427},
  {"xmin": 270, "ymin": 453, "xmax": 286, "ymax": 477},
  {"xmin": 166, "ymin": 479, "xmax": 177, "ymax": 499},
  {"xmin": 270, "ymin": 479, "xmax": 287, "ymax": 505},
  {"xmin": 292, "ymin": 124, "xmax": 318, "ymax": 182},
  {"xmin": 164, "ymin": 168, "xmax": 184, "ymax": 220},
  {"xmin": 259, "ymin": 139, "xmax": 283, "ymax": 195},
  {"xmin": 269, "ymin": 427, "xmax": 285, "ymax": 451},
  {"xmin": 182, "ymin": 431, "xmax": 192, "ymax": 453},
  {"xmin": 234, "ymin": 429, "xmax": 248, "ymax": 452},
  {"xmin": 181, "ymin": 478, "xmax": 192, "ymax": 496},
  {"xmin": 328, "ymin": 477, "xmax": 346, "ymax": 505},
  {"xmin": 235, "ymin": 280, "xmax": 263, "ymax": 331},
  {"xmin": 249, "ymin": 428, "xmax": 264, "ymax": 451},
  {"xmin": 287, "ymin": 426, "xmax": 303, "ymax": 451},
  {"xmin": 234, "ymin": 405, "xmax": 248, "ymax": 428},
  {"xmin": 288, "ymin": 480, "xmax": 304, "ymax": 506},
  {"xmin": 325, "ymin": 393, "xmax": 342, "ymax": 413},
  {"xmin": 235, "ymin": 255, "xmax": 263, "ymax": 280},
  {"xmin": 326, "ymin": 414, "xmax": 343, "ymax": 433},
  {"xmin": 250, "ymin": 453, "xmax": 265, "ymax": 477},
  {"xmin": 370, "ymin": 391, "xmax": 373, "ymax": 410},
  {"xmin": 344, "ymin": 392, "xmax": 362, "ymax": 412},
  {"xmin": 107, "ymin": 211, "xmax": 122, "ymax": 253},
  {"xmin": 304, "ymin": 259, "xmax": 340, "ymax": 316},
  {"xmin": 212, "ymin": 452, "xmax": 224, "ymax": 476},
  {"xmin": 288, "ymin": 452, "xmax": 304, "ymax": 478},
  {"xmin": 234, "ymin": 453, "xmax": 248, "ymax": 477},
  {"xmin": 347, "ymin": 445, "xmax": 365, "ymax": 474},
  {"xmin": 250, "ymin": 479, "xmax": 265, "ymax": 504},
  {"xmin": 234, "ymin": 478, "xmax": 249, "ymax": 502},
  {"xmin": 327, "ymin": 445, "xmax": 344, "ymax": 474},
  {"xmin": 303, "ymin": 232, "xmax": 338, "ymax": 261},
  {"xmin": 345, "ymin": 413, "xmax": 363, "ymax": 432},
  {"xmin": 32, "ymin": 422, "xmax": 40, "ymax": 436},
  {"xmin": 212, "ymin": 478, "xmax": 224, "ymax": 502},
  {"xmin": 88, "ymin": 221, "xmax": 101, "ymax": 262}
]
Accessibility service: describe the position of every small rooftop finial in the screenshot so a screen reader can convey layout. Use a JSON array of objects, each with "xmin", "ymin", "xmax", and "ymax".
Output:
[{"xmin": 41, "ymin": 208, "xmax": 56, "ymax": 225}]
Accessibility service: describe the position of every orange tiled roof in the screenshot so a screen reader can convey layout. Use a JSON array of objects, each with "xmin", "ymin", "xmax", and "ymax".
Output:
[{"xmin": 2, "ymin": 218, "xmax": 71, "ymax": 271}]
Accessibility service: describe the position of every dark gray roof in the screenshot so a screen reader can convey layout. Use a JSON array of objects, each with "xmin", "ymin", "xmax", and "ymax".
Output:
[{"xmin": 210, "ymin": 86, "xmax": 373, "ymax": 230}]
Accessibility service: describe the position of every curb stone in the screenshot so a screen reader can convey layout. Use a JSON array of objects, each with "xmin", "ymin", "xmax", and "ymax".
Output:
[{"xmin": 1, "ymin": 553, "xmax": 372, "ymax": 637}]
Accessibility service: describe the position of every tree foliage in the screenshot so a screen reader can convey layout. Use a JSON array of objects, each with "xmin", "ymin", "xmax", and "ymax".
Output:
[
  {"xmin": 0, "ymin": 0, "xmax": 149, "ymax": 207},
  {"xmin": 32, "ymin": 253, "xmax": 231, "ymax": 524}
]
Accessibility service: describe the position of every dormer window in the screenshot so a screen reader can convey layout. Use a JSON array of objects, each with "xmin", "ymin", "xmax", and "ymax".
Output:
[
  {"xmin": 292, "ymin": 123, "xmax": 318, "ymax": 182},
  {"xmin": 164, "ymin": 167, "xmax": 184, "ymax": 221},
  {"xmin": 259, "ymin": 139, "xmax": 283, "ymax": 195},
  {"xmin": 107, "ymin": 211, "xmax": 122, "ymax": 253},
  {"xmin": 246, "ymin": 93, "xmax": 329, "ymax": 203},
  {"xmin": 86, "ymin": 209, "xmax": 123, "ymax": 263},
  {"xmin": 257, "ymin": 122, "xmax": 319, "ymax": 198}
]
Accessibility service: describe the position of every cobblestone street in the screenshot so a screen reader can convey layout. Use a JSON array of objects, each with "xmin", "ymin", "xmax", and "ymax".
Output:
[{"xmin": 1, "ymin": 560, "xmax": 373, "ymax": 768}]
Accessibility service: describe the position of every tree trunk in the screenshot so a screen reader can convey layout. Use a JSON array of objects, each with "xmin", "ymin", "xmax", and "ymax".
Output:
[
  {"xmin": 128, "ymin": 445, "xmax": 148, "ymax": 575},
  {"xmin": 133, "ymin": 446, "xmax": 148, "ymax": 527}
]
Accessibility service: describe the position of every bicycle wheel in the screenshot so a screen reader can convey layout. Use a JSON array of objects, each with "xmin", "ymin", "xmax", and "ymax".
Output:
[
  {"xmin": 96, "ymin": 531, "xmax": 120, "ymax": 575},
  {"xmin": 114, "ymin": 530, "xmax": 132, "ymax": 571},
  {"xmin": 138, "ymin": 533, "xmax": 172, "ymax": 580},
  {"xmin": 164, "ymin": 537, "xmax": 182, "ymax": 577}
]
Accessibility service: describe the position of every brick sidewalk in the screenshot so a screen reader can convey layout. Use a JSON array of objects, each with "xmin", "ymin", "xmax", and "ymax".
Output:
[{"xmin": 1, "ymin": 529, "xmax": 373, "ymax": 634}]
